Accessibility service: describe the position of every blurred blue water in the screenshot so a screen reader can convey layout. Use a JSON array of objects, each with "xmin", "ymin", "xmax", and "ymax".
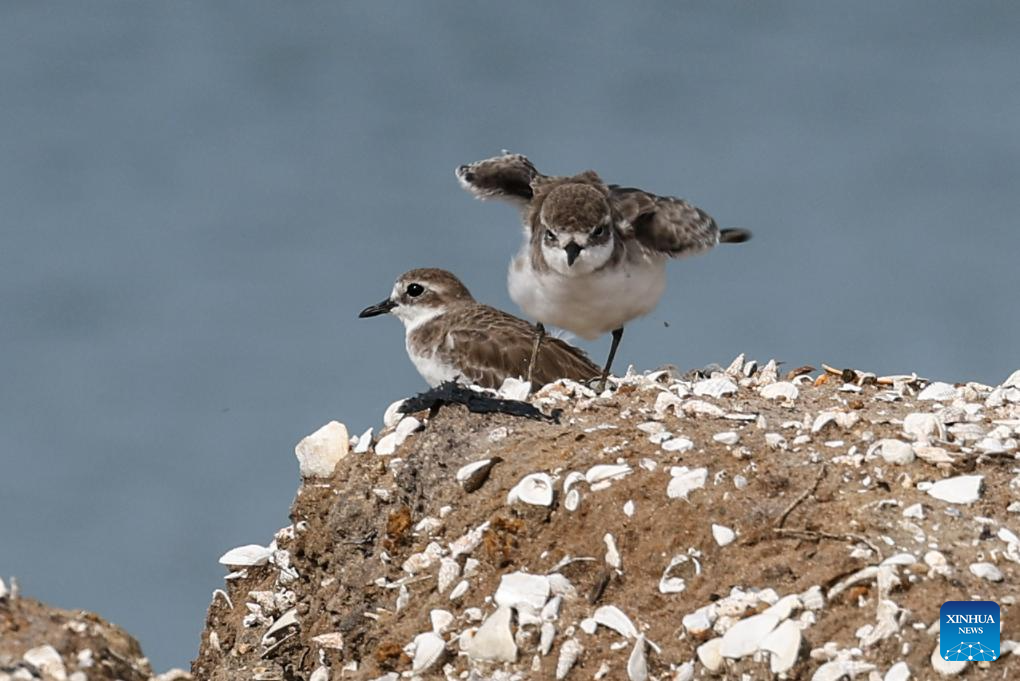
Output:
[{"xmin": 1, "ymin": 1, "xmax": 1018, "ymax": 670}]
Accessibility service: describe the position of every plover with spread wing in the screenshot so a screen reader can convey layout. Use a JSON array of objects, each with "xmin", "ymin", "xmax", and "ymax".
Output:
[
  {"xmin": 456, "ymin": 152, "xmax": 751, "ymax": 387},
  {"xmin": 359, "ymin": 268, "xmax": 599, "ymax": 390}
]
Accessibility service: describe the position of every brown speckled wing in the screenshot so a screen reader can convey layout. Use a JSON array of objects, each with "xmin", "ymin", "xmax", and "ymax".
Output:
[
  {"xmin": 610, "ymin": 185, "xmax": 721, "ymax": 257},
  {"xmin": 436, "ymin": 305, "xmax": 599, "ymax": 389},
  {"xmin": 455, "ymin": 153, "xmax": 541, "ymax": 209}
]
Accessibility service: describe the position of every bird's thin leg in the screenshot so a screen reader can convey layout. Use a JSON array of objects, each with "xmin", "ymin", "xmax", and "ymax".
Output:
[
  {"xmin": 597, "ymin": 327, "xmax": 625, "ymax": 392},
  {"xmin": 526, "ymin": 322, "xmax": 546, "ymax": 386}
]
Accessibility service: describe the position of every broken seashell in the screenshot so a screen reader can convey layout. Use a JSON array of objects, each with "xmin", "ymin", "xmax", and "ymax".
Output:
[
  {"xmin": 694, "ymin": 377, "xmax": 738, "ymax": 398},
  {"xmin": 627, "ymin": 634, "xmax": 648, "ymax": 681},
  {"xmin": 219, "ymin": 544, "xmax": 273, "ymax": 567},
  {"xmin": 494, "ymin": 572, "xmax": 550, "ymax": 612},
  {"xmin": 586, "ymin": 464, "xmax": 632, "ymax": 484},
  {"xmin": 507, "ymin": 472, "xmax": 554, "ymax": 506},
  {"xmin": 667, "ymin": 467, "xmax": 708, "ymax": 500},
  {"xmin": 555, "ymin": 638, "xmax": 583, "ymax": 680},
  {"xmin": 411, "ymin": 631, "xmax": 446, "ymax": 673},
  {"xmin": 760, "ymin": 382, "xmax": 799, "ymax": 401},
  {"xmin": 917, "ymin": 382, "xmax": 957, "ymax": 401},
  {"xmin": 457, "ymin": 458, "xmax": 499, "ymax": 492},
  {"xmin": 604, "ymin": 533, "xmax": 622, "ymax": 569},
  {"xmin": 467, "ymin": 606, "xmax": 517, "ymax": 662},
  {"xmin": 593, "ymin": 605, "xmax": 639, "ymax": 638}
]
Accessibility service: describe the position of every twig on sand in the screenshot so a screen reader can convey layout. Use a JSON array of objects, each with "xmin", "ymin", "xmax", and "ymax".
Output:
[{"xmin": 775, "ymin": 465, "xmax": 827, "ymax": 529}]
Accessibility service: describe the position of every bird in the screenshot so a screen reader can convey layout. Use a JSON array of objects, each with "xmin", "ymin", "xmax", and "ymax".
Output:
[
  {"xmin": 455, "ymin": 152, "xmax": 751, "ymax": 388},
  {"xmin": 358, "ymin": 268, "xmax": 600, "ymax": 390}
]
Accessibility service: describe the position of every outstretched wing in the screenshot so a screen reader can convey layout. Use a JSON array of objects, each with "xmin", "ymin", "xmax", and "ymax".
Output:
[
  {"xmin": 438, "ymin": 306, "xmax": 599, "ymax": 389},
  {"xmin": 610, "ymin": 185, "xmax": 731, "ymax": 258},
  {"xmin": 455, "ymin": 153, "xmax": 542, "ymax": 209}
]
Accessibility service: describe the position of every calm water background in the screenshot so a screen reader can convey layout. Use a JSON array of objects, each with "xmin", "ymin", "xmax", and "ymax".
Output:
[{"xmin": 1, "ymin": 1, "xmax": 1018, "ymax": 670}]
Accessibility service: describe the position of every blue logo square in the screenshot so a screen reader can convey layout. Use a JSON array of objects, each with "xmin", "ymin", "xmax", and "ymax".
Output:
[{"xmin": 940, "ymin": 601, "xmax": 1000, "ymax": 662}]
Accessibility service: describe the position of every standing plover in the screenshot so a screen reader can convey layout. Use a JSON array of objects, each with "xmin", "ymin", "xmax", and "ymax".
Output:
[
  {"xmin": 359, "ymin": 268, "xmax": 599, "ymax": 390},
  {"xmin": 456, "ymin": 152, "xmax": 751, "ymax": 387}
]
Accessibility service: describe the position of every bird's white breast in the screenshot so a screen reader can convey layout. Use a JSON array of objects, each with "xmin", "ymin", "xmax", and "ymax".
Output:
[
  {"xmin": 405, "ymin": 337, "xmax": 461, "ymax": 387},
  {"xmin": 507, "ymin": 245, "xmax": 667, "ymax": 339}
]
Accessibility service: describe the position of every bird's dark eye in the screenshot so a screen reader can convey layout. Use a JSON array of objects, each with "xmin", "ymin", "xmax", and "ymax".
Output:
[
  {"xmin": 591, "ymin": 224, "xmax": 607, "ymax": 238},
  {"xmin": 406, "ymin": 283, "xmax": 424, "ymax": 297},
  {"xmin": 544, "ymin": 229, "xmax": 557, "ymax": 243}
]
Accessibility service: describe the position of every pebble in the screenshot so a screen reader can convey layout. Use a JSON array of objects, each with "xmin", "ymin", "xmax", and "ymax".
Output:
[
  {"xmin": 712, "ymin": 524, "xmax": 736, "ymax": 547},
  {"xmin": 926, "ymin": 475, "xmax": 983, "ymax": 504},
  {"xmin": 695, "ymin": 638, "xmax": 724, "ymax": 673},
  {"xmin": 713, "ymin": 431, "xmax": 740, "ymax": 445},
  {"xmin": 661, "ymin": 437, "xmax": 693, "ymax": 452},
  {"xmin": 930, "ymin": 641, "xmax": 967, "ymax": 675},
  {"xmin": 23, "ymin": 646, "xmax": 67, "ymax": 681},
  {"xmin": 885, "ymin": 660, "xmax": 911, "ymax": 681},
  {"xmin": 968, "ymin": 562, "xmax": 1003, "ymax": 582},
  {"xmin": 294, "ymin": 421, "xmax": 350, "ymax": 478},
  {"xmin": 878, "ymin": 439, "xmax": 915, "ymax": 465}
]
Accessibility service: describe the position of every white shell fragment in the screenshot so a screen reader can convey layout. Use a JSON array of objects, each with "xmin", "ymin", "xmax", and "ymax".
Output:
[
  {"xmin": 627, "ymin": 634, "xmax": 649, "ymax": 681},
  {"xmin": 760, "ymin": 381, "xmax": 799, "ymax": 401},
  {"xmin": 918, "ymin": 382, "xmax": 957, "ymax": 401},
  {"xmin": 457, "ymin": 459, "xmax": 497, "ymax": 492},
  {"xmin": 498, "ymin": 376, "xmax": 532, "ymax": 401},
  {"xmin": 411, "ymin": 631, "xmax": 446, "ymax": 673},
  {"xmin": 604, "ymin": 533, "xmax": 622, "ymax": 569},
  {"xmin": 926, "ymin": 475, "xmax": 983, "ymax": 504},
  {"xmin": 383, "ymin": 399, "xmax": 406, "ymax": 427},
  {"xmin": 593, "ymin": 605, "xmax": 639, "ymax": 638},
  {"xmin": 694, "ymin": 377, "xmax": 738, "ymax": 398},
  {"xmin": 659, "ymin": 554, "xmax": 698, "ymax": 594},
  {"xmin": 494, "ymin": 572, "xmax": 550, "ymax": 612},
  {"xmin": 696, "ymin": 638, "xmax": 724, "ymax": 673},
  {"xmin": 713, "ymin": 431, "xmax": 739, "ymax": 445},
  {"xmin": 556, "ymin": 638, "xmax": 583, "ymax": 680},
  {"xmin": 720, "ymin": 612, "xmax": 780, "ymax": 659},
  {"xmin": 586, "ymin": 464, "xmax": 632, "ymax": 484},
  {"xmin": 712, "ymin": 524, "xmax": 736, "ymax": 547},
  {"xmin": 667, "ymin": 467, "xmax": 708, "ymax": 500},
  {"xmin": 878, "ymin": 439, "xmax": 915, "ymax": 465},
  {"xmin": 23, "ymin": 646, "xmax": 67, "ymax": 681},
  {"xmin": 467, "ymin": 606, "xmax": 517, "ymax": 662},
  {"xmin": 219, "ymin": 544, "xmax": 273, "ymax": 567},
  {"xmin": 885, "ymin": 661, "xmax": 910, "ymax": 681},
  {"xmin": 507, "ymin": 472, "xmax": 554, "ymax": 506},
  {"xmin": 294, "ymin": 421, "xmax": 350, "ymax": 478},
  {"xmin": 760, "ymin": 619, "xmax": 801, "ymax": 673},
  {"xmin": 969, "ymin": 562, "xmax": 1003, "ymax": 582}
]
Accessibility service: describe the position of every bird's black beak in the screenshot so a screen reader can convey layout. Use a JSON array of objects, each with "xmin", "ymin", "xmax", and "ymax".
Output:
[
  {"xmin": 564, "ymin": 241, "xmax": 583, "ymax": 266},
  {"xmin": 359, "ymin": 299, "xmax": 396, "ymax": 318}
]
